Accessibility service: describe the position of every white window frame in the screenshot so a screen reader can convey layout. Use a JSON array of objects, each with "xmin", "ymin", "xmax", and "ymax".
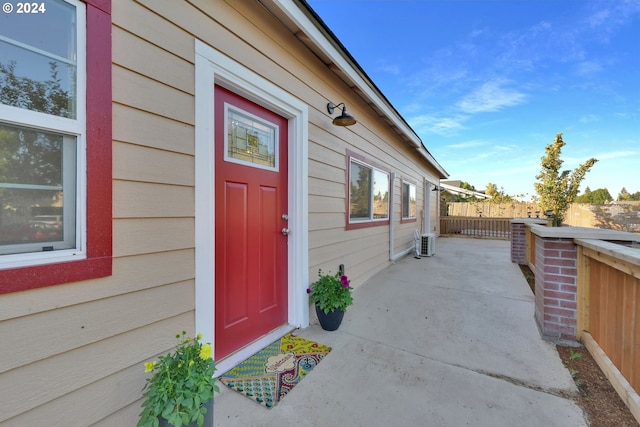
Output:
[
  {"xmin": 402, "ymin": 180, "xmax": 417, "ymax": 220},
  {"xmin": 349, "ymin": 158, "xmax": 390, "ymax": 223},
  {"xmin": 0, "ymin": 0, "xmax": 87, "ymax": 269},
  {"xmin": 223, "ymin": 102, "xmax": 280, "ymax": 172}
]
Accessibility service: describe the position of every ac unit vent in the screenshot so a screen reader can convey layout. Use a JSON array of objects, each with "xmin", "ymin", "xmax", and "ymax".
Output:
[{"xmin": 420, "ymin": 233, "xmax": 435, "ymax": 257}]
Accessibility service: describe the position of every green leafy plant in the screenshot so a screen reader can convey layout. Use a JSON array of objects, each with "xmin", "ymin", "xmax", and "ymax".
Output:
[
  {"xmin": 569, "ymin": 350, "xmax": 583, "ymax": 361},
  {"xmin": 307, "ymin": 269, "xmax": 353, "ymax": 314},
  {"xmin": 138, "ymin": 332, "xmax": 219, "ymax": 427}
]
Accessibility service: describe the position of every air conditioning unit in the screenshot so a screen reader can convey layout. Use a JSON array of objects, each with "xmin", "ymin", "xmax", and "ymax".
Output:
[{"xmin": 420, "ymin": 233, "xmax": 435, "ymax": 257}]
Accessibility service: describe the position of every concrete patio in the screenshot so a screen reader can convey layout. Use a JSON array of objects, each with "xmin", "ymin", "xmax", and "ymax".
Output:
[{"xmin": 213, "ymin": 237, "xmax": 587, "ymax": 426}]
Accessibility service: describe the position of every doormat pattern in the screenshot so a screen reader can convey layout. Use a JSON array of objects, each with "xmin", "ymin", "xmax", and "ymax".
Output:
[{"xmin": 218, "ymin": 333, "xmax": 331, "ymax": 408}]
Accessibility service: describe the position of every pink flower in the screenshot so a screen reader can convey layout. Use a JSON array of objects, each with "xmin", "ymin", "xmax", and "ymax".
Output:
[{"xmin": 340, "ymin": 275, "xmax": 349, "ymax": 288}]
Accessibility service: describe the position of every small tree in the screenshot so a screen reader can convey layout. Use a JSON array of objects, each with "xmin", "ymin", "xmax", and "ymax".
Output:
[
  {"xmin": 486, "ymin": 182, "xmax": 498, "ymax": 198},
  {"xmin": 534, "ymin": 133, "xmax": 597, "ymax": 226},
  {"xmin": 485, "ymin": 182, "xmax": 514, "ymax": 203},
  {"xmin": 618, "ymin": 187, "xmax": 631, "ymax": 201}
]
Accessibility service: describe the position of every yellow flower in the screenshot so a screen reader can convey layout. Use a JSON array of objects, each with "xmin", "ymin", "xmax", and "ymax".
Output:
[
  {"xmin": 199, "ymin": 343, "xmax": 212, "ymax": 360},
  {"xmin": 189, "ymin": 360, "xmax": 195, "ymax": 367},
  {"xmin": 144, "ymin": 361, "xmax": 157, "ymax": 372},
  {"xmin": 197, "ymin": 332, "xmax": 203, "ymax": 341}
]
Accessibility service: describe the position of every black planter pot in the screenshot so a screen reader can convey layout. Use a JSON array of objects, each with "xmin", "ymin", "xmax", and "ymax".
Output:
[{"xmin": 315, "ymin": 305, "xmax": 345, "ymax": 331}]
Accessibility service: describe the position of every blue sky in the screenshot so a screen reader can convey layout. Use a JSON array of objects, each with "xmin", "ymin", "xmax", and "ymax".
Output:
[{"xmin": 307, "ymin": 0, "xmax": 640, "ymax": 200}]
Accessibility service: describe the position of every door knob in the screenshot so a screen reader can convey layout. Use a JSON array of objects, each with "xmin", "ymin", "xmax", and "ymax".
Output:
[{"xmin": 281, "ymin": 228, "xmax": 291, "ymax": 235}]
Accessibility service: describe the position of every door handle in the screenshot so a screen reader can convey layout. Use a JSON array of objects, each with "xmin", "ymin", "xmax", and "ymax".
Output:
[{"xmin": 281, "ymin": 228, "xmax": 291, "ymax": 236}]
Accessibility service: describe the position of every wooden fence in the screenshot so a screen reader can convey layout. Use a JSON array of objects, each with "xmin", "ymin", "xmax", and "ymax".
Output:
[
  {"xmin": 519, "ymin": 225, "xmax": 640, "ymax": 420},
  {"xmin": 576, "ymin": 240, "xmax": 640, "ymax": 405},
  {"xmin": 440, "ymin": 216, "xmax": 511, "ymax": 240},
  {"xmin": 447, "ymin": 201, "xmax": 640, "ymax": 232}
]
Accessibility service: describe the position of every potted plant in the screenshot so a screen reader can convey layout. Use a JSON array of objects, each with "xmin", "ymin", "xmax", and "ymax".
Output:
[
  {"xmin": 138, "ymin": 331, "xmax": 219, "ymax": 427},
  {"xmin": 307, "ymin": 269, "xmax": 353, "ymax": 331}
]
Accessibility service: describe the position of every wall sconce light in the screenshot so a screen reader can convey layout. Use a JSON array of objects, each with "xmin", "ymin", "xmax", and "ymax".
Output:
[
  {"xmin": 432, "ymin": 185, "xmax": 443, "ymax": 192},
  {"xmin": 327, "ymin": 102, "xmax": 357, "ymax": 126}
]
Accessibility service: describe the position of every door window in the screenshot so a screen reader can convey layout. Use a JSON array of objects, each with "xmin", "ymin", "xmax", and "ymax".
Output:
[{"xmin": 224, "ymin": 103, "xmax": 278, "ymax": 171}]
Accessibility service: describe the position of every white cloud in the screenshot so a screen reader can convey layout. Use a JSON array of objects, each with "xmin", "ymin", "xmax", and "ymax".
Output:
[
  {"xmin": 456, "ymin": 79, "xmax": 527, "ymax": 114},
  {"xmin": 408, "ymin": 114, "xmax": 466, "ymax": 136},
  {"xmin": 379, "ymin": 63, "xmax": 401, "ymax": 76},
  {"xmin": 579, "ymin": 114, "xmax": 599, "ymax": 124},
  {"xmin": 594, "ymin": 150, "xmax": 638, "ymax": 160},
  {"xmin": 445, "ymin": 139, "xmax": 487, "ymax": 150},
  {"xmin": 575, "ymin": 60, "xmax": 603, "ymax": 76}
]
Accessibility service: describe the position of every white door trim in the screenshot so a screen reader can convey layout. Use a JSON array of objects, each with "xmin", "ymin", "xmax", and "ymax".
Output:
[{"xmin": 194, "ymin": 40, "xmax": 309, "ymax": 371}]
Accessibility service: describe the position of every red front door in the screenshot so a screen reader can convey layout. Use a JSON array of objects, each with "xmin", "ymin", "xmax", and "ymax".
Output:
[{"xmin": 214, "ymin": 85, "xmax": 289, "ymax": 360}]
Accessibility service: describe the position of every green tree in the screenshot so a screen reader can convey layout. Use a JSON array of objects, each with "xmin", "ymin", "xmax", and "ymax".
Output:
[
  {"xmin": 575, "ymin": 186, "xmax": 592, "ymax": 203},
  {"xmin": 350, "ymin": 163, "xmax": 371, "ymax": 218},
  {"xmin": 0, "ymin": 60, "xmax": 72, "ymax": 117},
  {"xmin": 534, "ymin": 133, "xmax": 598, "ymax": 226},
  {"xmin": 460, "ymin": 181, "xmax": 476, "ymax": 192},
  {"xmin": 575, "ymin": 187, "xmax": 612, "ymax": 204},
  {"xmin": 589, "ymin": 188, "xmax": 612, "ymax": 204},
  {"xmin": 618, "ymin": 187, "xmax": 631, "ymax": 201},
  {"xmin": 0, "ymin": 61, "xmax": 69, "ymax": 229},
  {"xmin": 486, "ymin": 182, "xmax": 498, "ymax": 198},
  {"xmin": 485, "ymin": 182, "xmax": 514, "ymax": 203}
]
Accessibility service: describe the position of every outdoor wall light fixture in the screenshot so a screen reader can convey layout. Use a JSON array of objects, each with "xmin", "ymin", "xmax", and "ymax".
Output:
[
  {"xmin": 327, "ymin": 102, "xmax": 357, "ymax": 126},
  {"xmin": 432, "ymin": 184, "xmax": 444, "ymax": 191}
]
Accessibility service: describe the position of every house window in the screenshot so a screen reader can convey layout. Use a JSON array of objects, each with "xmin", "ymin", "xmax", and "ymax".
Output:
[
  {"xmin": 402, "ymin": 181, "xmax": 417, "ymax": 221},
  {"xmin": 348, "ymin": 155, "xmax": 390, "ymax": 229},
  {"xmin": 0, "ymin": 0, "xmax": 83, "ymax": 257},
  {"xmin": 0, "ymin": 0, "xmax": 112, "ymax": 293},
  {"xmin": 224, "ymin": 103, "xmax": 278, "ymax": 171}
]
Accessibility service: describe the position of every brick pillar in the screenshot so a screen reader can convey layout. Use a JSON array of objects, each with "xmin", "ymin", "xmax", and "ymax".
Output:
[
  {"xmin": 510, "ymin": 221, "xmax": 527, "ymax": 263},
  {"xmin": 510, "ymin": 219, "xmax": 547, "ymax": 264},
  {"xmin": 534, "ymin": 236, "xmax": 578, "ymax": 341}
]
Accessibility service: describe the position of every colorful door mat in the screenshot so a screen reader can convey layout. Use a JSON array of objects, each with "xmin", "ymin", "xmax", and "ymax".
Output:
[{"xmin": 218, "ymin": 333, "xmax": 331, "ymax": 408}]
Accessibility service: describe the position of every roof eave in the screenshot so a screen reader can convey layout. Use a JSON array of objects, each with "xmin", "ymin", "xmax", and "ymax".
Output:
[{"xmin": 259, "ymin": 0, "xmax": 449, "ymax": 179}]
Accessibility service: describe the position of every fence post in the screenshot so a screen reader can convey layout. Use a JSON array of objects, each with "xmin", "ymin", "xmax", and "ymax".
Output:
[
  {"xmin": 510, "ymin": 219, "xmax": 547, "ymax": 264},
  {"xmin": 510, "ymin": 220, "xmax": 527, "ymax": 263},
  {"xmin": 576, "ymin": 244, "xmax": 590, "ymax": 341}
]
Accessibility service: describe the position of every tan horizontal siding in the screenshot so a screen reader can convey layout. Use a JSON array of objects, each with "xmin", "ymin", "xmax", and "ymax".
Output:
[
  {"xmin": 113, "ymin": 104, "xmax": 195, "ymax": 155},
  {"xmin": 113, "ymin": 65, "xmax": 194, "ymax": 125},
  {"xmin": 309, "ymin": 195, "xmax": 345, "ymax": 214},
  {"xmin": 113, "ymin": 26, "xmax": 194, "ymax": 94},
  {"xmin": 113, "ymin": 181, "xmax": 194, "ymax": 218},
  {"xmin": 309, "ymin": 176, "xmax": 346, "ymax": 199},
  {"xmin": 0, "ymin": 281, "xmax": 193, "ymax": 374},
  {"xmin": 308, "ymin": 158, "xmax": 346, "ymax": 186},
  {"xmin": 0, "ymin": 312, "xmax": 193, "ymax": 423},
  {"xmin": 93, "ymin": 401, "xmax": 143, "ymax": 427},
  {"xmin": 308, "ymin": 212, "xmax": 348, "ymax": 232},
  {"xmin": 310, "ymin": 227, "xmax": 389, "ymax": 265},
  {"xmin": 113, "ymin": 0, "xmax": 194, "ymax": 64},
  {"xmin": 113, "ymin": 142, "xmax": 195, "ymax": 186},
  {"xmin": 113, "ymin": 218, "xmax": 194, "ymax": 257},
  {"xmin": 0, "ymin": 250, "xmax": 194, "ymax": 321}
]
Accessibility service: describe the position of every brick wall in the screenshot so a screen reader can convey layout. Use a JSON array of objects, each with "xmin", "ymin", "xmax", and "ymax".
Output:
[
  {"xmin": 512, "ymin": 220, "xmax": 640, "ymax": 344},
  {"xmin": 510, "ymin": 218, "xmax": 547, "ymax": 265},
  {"xmin": 534, "ymin": 237, "xmax": 578, "ymax": 341},
  {"xmin": 510, "ymin": 222, "xmax": 526, "ymax": 263}
]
